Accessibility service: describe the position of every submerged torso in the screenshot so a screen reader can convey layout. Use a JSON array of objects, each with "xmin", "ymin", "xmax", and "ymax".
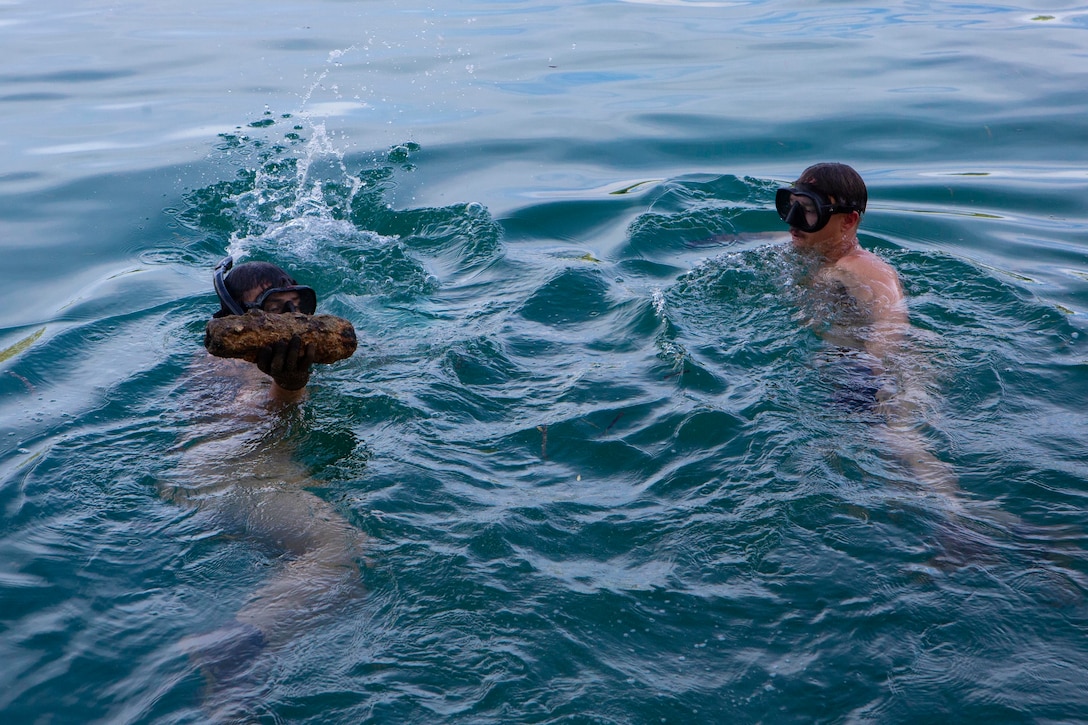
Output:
[{"xmin": 161, "ymin": 355, "xmax": 310, "ymax": 504}]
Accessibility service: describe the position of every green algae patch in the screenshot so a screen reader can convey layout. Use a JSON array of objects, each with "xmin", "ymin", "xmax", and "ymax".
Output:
[{"xmin": 0, "ymin": 328, "xmax": 44, "ymax": 364}]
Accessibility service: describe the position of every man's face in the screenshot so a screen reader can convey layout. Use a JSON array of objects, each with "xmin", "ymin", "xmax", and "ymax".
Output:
[
  {"xmin": 243, "ymin": 283, "xmax": 306, "ymax": 314},
  {"xmin": 790, "ymin": 210, "xmax": 844, "ymax": 249},
  {"xmin": 787, "ymin": 193, "xmax": 857, "ymax": 251}
]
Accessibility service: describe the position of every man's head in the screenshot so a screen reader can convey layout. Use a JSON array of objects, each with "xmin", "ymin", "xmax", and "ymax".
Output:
[
  {"xmin": 794, "ymin": 162, "xmax": 867, "ymax": 215},
  {"xmin": 776, "ymin": 163, "xmax": 867, "ymax": 251},
  {"xmin": 213, "ymin": 256, "xmax": 317, "ymax": 318}
]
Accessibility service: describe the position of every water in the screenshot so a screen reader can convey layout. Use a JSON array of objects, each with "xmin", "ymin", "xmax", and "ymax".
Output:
[{"xmin": 3, "ymin": 1, "xmax": 1088, "ymax": 722}]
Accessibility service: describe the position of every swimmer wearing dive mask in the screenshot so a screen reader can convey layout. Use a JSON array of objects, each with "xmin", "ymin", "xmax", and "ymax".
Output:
[
  {"xmin": 776, "ymin": 163, "xmax": 907, "ymax": 336},
  {"xmin": 165, "ymin": 258, "xmax": 366, "ymax": 694},
  {"xmin": 213, "ymin": 256, "xmax": 318, "ymax": 397},
  {"xmin": 776, "ymin": 167, "xmax": 979, "ymax": 531}
]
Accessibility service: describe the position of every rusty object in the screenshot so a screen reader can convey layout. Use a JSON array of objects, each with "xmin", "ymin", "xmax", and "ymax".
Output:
[{"xmin": 204, "ymin": 311, "xmax": 357, "ymax": 364}]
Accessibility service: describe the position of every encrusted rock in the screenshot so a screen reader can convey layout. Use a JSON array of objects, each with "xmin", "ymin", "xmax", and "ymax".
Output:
[{"xmin": 205, "ymin": 311, "xmax": 357, "ymax": 364}]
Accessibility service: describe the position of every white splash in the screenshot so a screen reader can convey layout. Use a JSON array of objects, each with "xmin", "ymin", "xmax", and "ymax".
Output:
[{"xmin": 651, "ymin": 288, "xmax": 667, "ymax": 318}]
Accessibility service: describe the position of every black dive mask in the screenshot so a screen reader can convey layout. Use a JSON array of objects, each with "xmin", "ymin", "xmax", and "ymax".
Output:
[
  {"xmin": 213, "ymin": 256, "xmax": 318, "ymax": 316},
  {"xmin": 775, "ymin": 186, "xmax": 860, "ymax": 233}
]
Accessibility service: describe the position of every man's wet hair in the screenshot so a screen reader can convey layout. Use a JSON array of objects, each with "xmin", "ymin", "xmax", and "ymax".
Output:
[
  {"xmin": 796, "ymin": 162, "xmax": 867, "ymax": 214},
  {"xmin": 213, "ymin": 261, "xmax": 298, "ymax": 318}
]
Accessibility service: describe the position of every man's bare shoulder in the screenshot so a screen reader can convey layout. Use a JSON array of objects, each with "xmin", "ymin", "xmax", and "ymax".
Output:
[
  {"xmin": 819, "ymin": 247, "xmax": 907, "ymax": 327},
  {"xmin": 836, "ymin": 247, "xmax": 898, "ymax": 280},
  {"xmin": 832, "ymin": 249, "xmax": 902, "ymax": 296}
]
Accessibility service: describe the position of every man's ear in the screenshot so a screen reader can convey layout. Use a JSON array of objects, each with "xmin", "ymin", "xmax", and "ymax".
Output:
[{"xmin": 843, "ymin": 210, "xmax": 861, "ymax": 231}]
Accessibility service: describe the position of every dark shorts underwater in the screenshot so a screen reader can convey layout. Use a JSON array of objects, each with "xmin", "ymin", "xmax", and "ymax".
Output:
[{"xmin": 819, "ymin": 347, "xmax": 898, "ymax": 414}]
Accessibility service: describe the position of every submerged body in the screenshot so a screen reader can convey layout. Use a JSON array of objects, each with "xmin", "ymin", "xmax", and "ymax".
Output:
[
  {"xmin": 163, "ymin": 258, "xmax": 365, "ymax": 694},
  {"xmin": 778, "ymin": 164, "xmax": 959, "ymax": 502},
  {"xmin": 164, "ymin": 356, "xmax": 365, "ymax": 647}
]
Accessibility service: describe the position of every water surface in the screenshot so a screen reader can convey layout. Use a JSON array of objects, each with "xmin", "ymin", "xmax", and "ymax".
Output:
[{"xmin": 2, "ymin": 1, "xmax": 1087, "ymax": 722}]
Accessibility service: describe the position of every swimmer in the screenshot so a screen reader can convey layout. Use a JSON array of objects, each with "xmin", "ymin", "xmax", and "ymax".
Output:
[
  {"xmin": 777, "ymin": 169, "xmax": 1068, "ymax": 573},
  {"xmin": 777, "ymin": 162, "xmax": 907, "ymax": 361},
  {"xmin": 164, "ymin": 257, "xmax": 365, "ymax": 695},
  {"xmin": 777, "ymin": 164, "xmax": 961, "ymax": 502},
  {"xmin": 211, "ymin": 255, "xmax": 319, "ymax": 398}
]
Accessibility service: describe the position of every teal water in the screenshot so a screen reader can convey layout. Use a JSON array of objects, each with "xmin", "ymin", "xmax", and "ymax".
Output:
[{"xmin": 3, "ymin": 1, "xmax": 1088, "ymax": 722}]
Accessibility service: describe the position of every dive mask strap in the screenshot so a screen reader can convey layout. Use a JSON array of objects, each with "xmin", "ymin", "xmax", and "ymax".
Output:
[
  {"xmin": 794, "ymin": 183, "xmax": 862, "ymax": 215},
  {"xmin": 213, "ymin": 255, "xmax": 247, "ymax": 316}
]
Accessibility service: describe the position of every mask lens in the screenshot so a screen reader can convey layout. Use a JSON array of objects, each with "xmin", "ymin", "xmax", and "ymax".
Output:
[
  {"xmin": 252, "ymin": 286, "xmax": 317, "ymax": 315},
  {"xmin": 775, "ymin": 187, "xmax": 830, "ymax": 232}
]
